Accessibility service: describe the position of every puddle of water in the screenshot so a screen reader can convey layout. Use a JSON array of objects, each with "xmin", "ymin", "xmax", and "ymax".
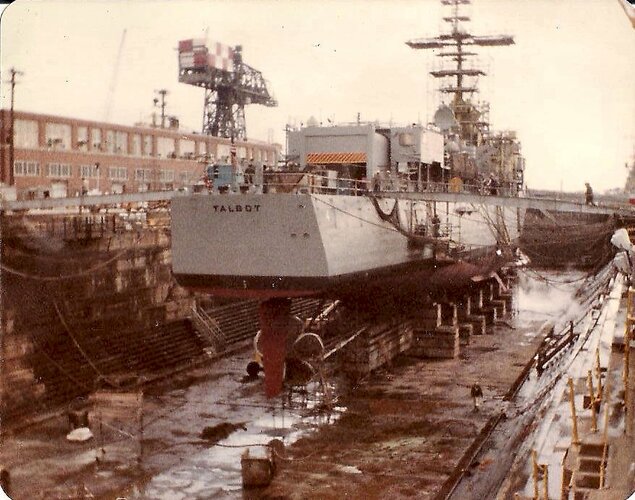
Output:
[
  {"xmin": 514, "ymin": 270, "xmax": 588, "ymax": 328},
  {"xmin": 135, "ymin": 364, "xmax": 345, "ymax": 499}
]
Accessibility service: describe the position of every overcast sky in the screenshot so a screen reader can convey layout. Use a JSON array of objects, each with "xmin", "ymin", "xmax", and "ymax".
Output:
[{"xmin": 1, "ymin": 0, "xmax": 633, "ymax": 192}]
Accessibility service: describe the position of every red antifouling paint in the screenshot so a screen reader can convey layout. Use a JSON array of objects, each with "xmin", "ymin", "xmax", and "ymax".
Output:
[{"xmin": 258, "ymin": 298, "xmax": 291, "ymax": 398}]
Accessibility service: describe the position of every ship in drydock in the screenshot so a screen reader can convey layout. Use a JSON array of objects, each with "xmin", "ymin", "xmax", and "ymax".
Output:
[
  {"xmin": 172, "ymin": 123, "xmax": 523, "ymax": 302},
  {"xmin": 171, "ymin": 0, "xmax": 525, "ymax": 302},
  {"xmin": 171, "ymin": 0, "xmax": 526, "ymax": 395}
]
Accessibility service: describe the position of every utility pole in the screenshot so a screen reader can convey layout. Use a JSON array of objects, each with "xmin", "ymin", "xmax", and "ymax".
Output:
[
  {"xmin": 154, "ymin": 89, "xmax": 168, "ymax": 128},
  {"xmin": 7, "ymin": 67, "xmax": 23, "ymax": 186}
]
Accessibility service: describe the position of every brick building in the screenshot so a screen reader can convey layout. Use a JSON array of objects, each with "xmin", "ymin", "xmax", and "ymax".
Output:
[{"xmin": 0, "ymin": 109, "xmax": 280, "ymax": 199}]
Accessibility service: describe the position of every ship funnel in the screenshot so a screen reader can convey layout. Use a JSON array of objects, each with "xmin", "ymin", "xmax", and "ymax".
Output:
[{"xmin": 433, "ymin": 104, "xmax": 458, "ymax": 131}]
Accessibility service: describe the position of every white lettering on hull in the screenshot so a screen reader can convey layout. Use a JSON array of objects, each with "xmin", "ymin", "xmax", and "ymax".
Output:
[{"xmin": 212, "ymin": 204, "xmax": 261, "ymax": 213}]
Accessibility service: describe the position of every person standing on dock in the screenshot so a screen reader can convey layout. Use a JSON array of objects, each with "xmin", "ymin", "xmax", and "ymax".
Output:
[
  {"xmin": 471, "ymin": 383, "xmax": 483, "ymax": 411},
  {"xmin": 585, "ymin": 182, "xmax": 595, "ymax": 205}
]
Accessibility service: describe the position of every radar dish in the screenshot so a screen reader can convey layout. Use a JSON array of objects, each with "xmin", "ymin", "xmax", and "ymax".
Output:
[
  {"xmin": 433, "ymin": 105, "xmax": 457, "ymax": 131},
  {"xmin": 445, "ymin": 140, "xmax": 460, "ymax": 153}
]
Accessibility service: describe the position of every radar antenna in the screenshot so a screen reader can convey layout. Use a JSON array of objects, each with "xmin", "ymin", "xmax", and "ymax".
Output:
[{"xmin": 406, "ymin": 0, "xmax": 513, "ymax": 145}]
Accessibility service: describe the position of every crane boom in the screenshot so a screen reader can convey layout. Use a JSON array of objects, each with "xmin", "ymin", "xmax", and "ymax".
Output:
[{"xmin": 104, "ymin": 29, "xmax": 127, "ymax": 123}]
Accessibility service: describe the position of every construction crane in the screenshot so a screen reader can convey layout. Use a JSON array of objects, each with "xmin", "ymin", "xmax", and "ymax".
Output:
[
  {"xmin": 104, "ymin": 29, "xmax": 127, "ymax": 123},
  {"xmin": 177, "ymin": 38, "xmax": 277, "ymax": 141}
]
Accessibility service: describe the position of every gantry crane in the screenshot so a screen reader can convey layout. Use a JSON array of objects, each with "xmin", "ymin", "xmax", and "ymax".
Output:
[{"xmin": 177, "ymin": 38, "xmax": 277, "ymax": 141}]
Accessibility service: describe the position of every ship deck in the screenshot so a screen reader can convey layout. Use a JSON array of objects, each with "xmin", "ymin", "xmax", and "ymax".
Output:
[{"xmin": 2, "ymin": 187, "xmax": 634, "ymax": 217}]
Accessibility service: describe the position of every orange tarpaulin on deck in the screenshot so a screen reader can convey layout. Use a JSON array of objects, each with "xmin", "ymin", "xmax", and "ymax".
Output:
[{"xmin": 306, "ymin": 152, "xmax": 366, "ymax": 164}]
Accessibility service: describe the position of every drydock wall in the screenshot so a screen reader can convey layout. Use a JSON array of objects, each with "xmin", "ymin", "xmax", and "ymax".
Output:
[{"xmin": 0, "ymin": 213, "xmax": 196, "ymax": 425}]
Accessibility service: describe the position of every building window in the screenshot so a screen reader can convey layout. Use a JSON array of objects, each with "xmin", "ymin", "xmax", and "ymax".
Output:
[
  {"xmin": 76, "ymin": 126, "xmax": 89, "ymax": 151},
  {"xmin": 180, "ymin": 139, "xmax": 195, "ymax": 159},
  {"xmin": 80, "ymin": 164, "xmax": 99, "ymax": 178},
  {"xmin": 108, "ymin": 166, "xmax": 128, "ymax": 180},
  {"xmin": 14, "ymin": 119, "xmax": 39, "ymax": 148},
  {"xmin": 131, "ymin": 134, "xmax": 142, "ymax": 156},
  {"xmin": 179, "ymin": 171, "xmax": 193, "ymax": 183},
  {"xmin": 45, "ymin": 123, "xmax": 71, "ymax": 149},
  {"xmin": 143, "ymin": 135, "xmax": 153, "ymax": 156},
  {"xmin": 105, "ymin": 130, "xmax": 115, "ymax": 154},
  {"xmin": 115, "ymin": 131, "xmax": 127, "ymax": 154},
  {"xmin": 47, "ymin": 163, "xmax": 72, "ymax": 178},
  {"xmin": 217, "ymin": 144, "xmax": 230, "ymax": 161},
  {"xmin": 134, "ymin": 168, "xmax": 151, "ymax": 181},
  {"xmin": 157, "ymin": 137, "xmax": 175, "ymax": 158},
  {"xmin": 13, "ymin": 160, "xmax": 25, "ymax": 176},
  {"xmin": 19, "ymin": 161, "xmax": 41, "ymax": 177},
  {"xmin": 159, "ymin": 169, "xmax": 174, "ymax": 182},
  {"xmin": 91, "ymin": 128, "xmax": 103, "ymax": 151}
]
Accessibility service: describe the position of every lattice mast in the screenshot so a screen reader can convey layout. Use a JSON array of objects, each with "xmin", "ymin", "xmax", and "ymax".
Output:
[
  {"xmin": 406, "ymin": 0, "xmax": 513, "ymax": 145},
  {"xmin": 177, "ymin": 39, "xmax": 277, "ymax": 141}
]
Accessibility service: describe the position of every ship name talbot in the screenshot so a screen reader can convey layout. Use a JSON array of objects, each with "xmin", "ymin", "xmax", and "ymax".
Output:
[{"xmin": 212, "ymin": 204, "xmax": 261, "ymax": 213}]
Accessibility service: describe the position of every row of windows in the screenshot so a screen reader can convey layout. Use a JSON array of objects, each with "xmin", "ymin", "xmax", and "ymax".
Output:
[
  {"xmin": 14, "ymin": 161, "xmax": 181, "ymax": 183},
  {"xmin": 108, "ymin": 167, "xmax": 129, "ymax": 181},
  {"xmin": 13, "ymin": 161, "xmax": 41, "ymax": 177},
  {"xmin": 47, "ymin": 163, "xmax": 72, "ymax": 178},
  {"xmin": 15, "ymin": 119, "xmax": 277, "ymax": 160},
  {"xmin": 80, "ymin": 165, "xmax": 99, "ymax": 178}
]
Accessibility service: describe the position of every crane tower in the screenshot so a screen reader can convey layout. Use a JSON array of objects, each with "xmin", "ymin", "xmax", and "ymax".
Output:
[{"xmin": 177, "ymin": 38, "xmax": 277, "ymax": 141}]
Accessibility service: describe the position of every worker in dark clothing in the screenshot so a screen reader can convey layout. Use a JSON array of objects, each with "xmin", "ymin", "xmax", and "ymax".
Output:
[
  {"xmin": 471, "ymin": 383, "xmax": 483, "ymax": 411},
  {"xmin": 431, "ymin": 213, "xmax": 441, "ymax": 237},
  {"xmin": 245, "ymin": 163, "xmax": 255, "ymax": 185},
  {"xmin": 372, "ymin": 171, "xmax": 381, "ymax": 193},
  {"xmin": 585, "ymin": 182, "xmax": 594, "ymax": 205},
  {"xmin": 487, "ymin": 174, "xmax": 499, "ymax": 195}
]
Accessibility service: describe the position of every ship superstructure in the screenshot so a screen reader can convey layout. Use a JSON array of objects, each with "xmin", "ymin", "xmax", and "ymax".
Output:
[{"xmin": 407, "ymin": 0, "xmax": 524, "ymax": 194}]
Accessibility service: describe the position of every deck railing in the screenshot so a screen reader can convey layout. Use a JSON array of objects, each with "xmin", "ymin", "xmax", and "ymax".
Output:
[{"xmin": 254, "ymin": 172, "xmax": 521, "ymax": 198}]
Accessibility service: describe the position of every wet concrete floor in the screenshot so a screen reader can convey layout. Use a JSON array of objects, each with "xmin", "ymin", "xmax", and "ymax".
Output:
[{"xmin": 0, "ymin": 269, "xmax": 598, "ymax": 499}]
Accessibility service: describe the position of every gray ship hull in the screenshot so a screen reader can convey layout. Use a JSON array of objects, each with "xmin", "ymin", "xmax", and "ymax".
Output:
[{"xmin": 171, "ymin": 192, "xmax": 524, "ymax": 300}]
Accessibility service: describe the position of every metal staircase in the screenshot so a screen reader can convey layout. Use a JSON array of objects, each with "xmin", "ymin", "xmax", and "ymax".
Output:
[{"xmin": 190, "ymin": 304, "xmax": 226, "ymax": 354}]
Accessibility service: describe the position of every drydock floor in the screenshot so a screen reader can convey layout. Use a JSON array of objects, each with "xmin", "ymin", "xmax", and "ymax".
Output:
[{"xmin": 1, "ymin": 269, "xmax": 632, "ymax": 499}]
